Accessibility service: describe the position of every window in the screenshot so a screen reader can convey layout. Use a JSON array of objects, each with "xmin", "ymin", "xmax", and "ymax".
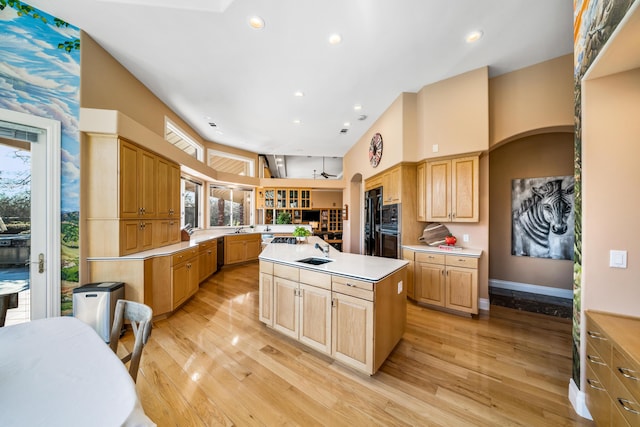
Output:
[
  {"xmin": 165, "ymin": 118, "xmax": 203, "ymax": 161},
  {"xmin": 208, "ymin": 149, "xmax": 254, "ymax": 177},
  {"xmin": 182, "ymin": 179, "xmax": 202, "ymax": 228},
  {"xmin": 209, "ymin": 186, "xmax": 253, "ymax": 227}
]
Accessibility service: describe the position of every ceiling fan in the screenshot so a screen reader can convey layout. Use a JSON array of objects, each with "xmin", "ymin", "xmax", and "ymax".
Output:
[{"xmin": 314, "ymin": 157, "xmax": 336, "ymax": 179}]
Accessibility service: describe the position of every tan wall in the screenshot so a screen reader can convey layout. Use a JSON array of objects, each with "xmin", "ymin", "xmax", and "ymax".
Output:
[
  {"xmin": 489, "ymin": 55, "xmax": 574, "ymax": 147},
  {"xmin": 582, "ymin": 67, "xmax": 640, "ymax": 316},
  {"xmin": 416, "ymin": 67, "xmax": 489, "ymax": 159},
  {"xmin": 489, "ymin": 133, "xmax": 574, "ymax": 290}
]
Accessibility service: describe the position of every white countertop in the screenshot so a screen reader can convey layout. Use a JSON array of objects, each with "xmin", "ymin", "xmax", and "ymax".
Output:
[
  {"xmin": 87, "ymin": 229, "xmax": 263, "ymax": 261},
  {"xmin": 260, "ymin": 236, "xmax": 408, "ymax": 282},
  {"xmin": 402, "ymin": 243, "xmax": 482, "ymax": 258}
]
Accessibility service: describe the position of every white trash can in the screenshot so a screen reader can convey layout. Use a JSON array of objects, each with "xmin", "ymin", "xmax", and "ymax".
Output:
[{"xmin": 72, "ymin": 282, "xmax": 124, "ymax": 342}]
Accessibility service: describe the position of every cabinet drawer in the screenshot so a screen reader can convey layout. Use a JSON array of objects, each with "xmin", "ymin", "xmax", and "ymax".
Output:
[
  {"xmin": 585, "ymin": 363, "xmax": 611, "ymax": 426},
  {"xmin": 613, "ymin": 346, "xmax": 640, "ymax": 404},
  {"xmin": 259, "ymin": 260, "xmax": 274, "ymax": 275},
  {"xmin": 332, "ymin": 276, "xmax": 373, "ymax": 301},
  {"xmin": 172, "ymin": 248, "xmax": 198, "ymax": 265},
  {"xmin": 274, "ymin": 263, "xmax": 299, "ymax": 281},
  {"xmin": 415, "ymin": 252, "xmax": 445, "ymax": 264},
  {"xmin": 299, "ymin": 269, "xmax": 331, "ymax": 290},
  {"xmin": 586, "ymin": 341, "xmax": 611, "ymax": 391},
  {"xmin": 445, "ymin": 255, "xmax": 478, "ymax": 269},
  {"xmin": 198, "ymin": 239, "xmax": 215, "ymax": 252},
  {"xmin": 586, "ymin": 316, "xmax": 612, "ymax": 365},
  {"xmin": 612, "ymin": 372, "xmax": 640, "ymax": 426}
]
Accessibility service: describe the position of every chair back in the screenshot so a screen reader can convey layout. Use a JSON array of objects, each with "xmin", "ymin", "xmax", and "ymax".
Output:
[{"xmin": 109, "ymin": 299, "xmax": 152, "ymax": 382}]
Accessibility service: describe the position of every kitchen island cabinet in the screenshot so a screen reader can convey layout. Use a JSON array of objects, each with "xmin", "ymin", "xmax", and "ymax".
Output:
[{"xmin": 259, "ymin": 237, "xmax": 408, "ymax": 375}]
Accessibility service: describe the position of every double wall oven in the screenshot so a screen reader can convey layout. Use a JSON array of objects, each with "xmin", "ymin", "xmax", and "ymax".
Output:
[{"xmin": 365, "ymin": 186, "xmax": 401, "ymax": 259}]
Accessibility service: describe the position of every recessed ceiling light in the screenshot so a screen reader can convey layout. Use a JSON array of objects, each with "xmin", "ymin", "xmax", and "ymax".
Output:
[
  {"xmin": 343, "ymin": 122, "xmax": 351, "ymax": 127},
  {"xmin": 354, "ymin": 104, "xmax": 362, "ymax": 111},
  {"xmin": 328, "ymin": 33, "xmax": 342, "ymax": 45},
  {"xmin": 249, "ymin": 16, "xmax": 265, "ymax": 29},
  {"xmin": 294, "ymin": 91, "xmax": 304, "ymax": 97},
  {"xmin": 293, "ymin": 119, "xmax": 301, "ymax": 124},
  {"xmin": 465, "ymin": 30, "xmax": 483, "ymax": 43}
]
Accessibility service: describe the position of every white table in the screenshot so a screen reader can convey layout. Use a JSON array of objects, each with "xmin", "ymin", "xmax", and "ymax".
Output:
[{"xmin": 0, "ymin": 316, "xmax": 155, "ymax": 427}]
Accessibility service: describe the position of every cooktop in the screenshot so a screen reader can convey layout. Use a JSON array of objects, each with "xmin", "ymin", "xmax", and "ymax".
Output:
[{"xmin": 270, "ymin": 237, "xmax": 298, "ymax": 244}]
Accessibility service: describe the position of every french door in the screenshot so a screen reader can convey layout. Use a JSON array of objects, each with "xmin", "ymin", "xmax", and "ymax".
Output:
[{"xmin": 0, "ymin": 108, "xmax": 61, "ymax": 322}]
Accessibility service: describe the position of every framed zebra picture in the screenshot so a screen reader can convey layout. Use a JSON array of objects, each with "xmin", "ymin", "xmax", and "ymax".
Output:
[{"xmin": 511, "ymin": 176, "xmax": 575, "ymax": 260}]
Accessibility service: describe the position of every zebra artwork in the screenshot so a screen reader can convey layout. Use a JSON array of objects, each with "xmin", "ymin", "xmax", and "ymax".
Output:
[{"xmin": 511, "ymin": 176, "xmax": 575, "ymax": 260}]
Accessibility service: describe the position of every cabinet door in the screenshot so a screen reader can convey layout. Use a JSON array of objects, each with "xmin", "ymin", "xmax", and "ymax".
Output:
[
  {"xmin": 139, "ymin": 149, "xmax": 157, "ymax": 218},
  {"xmin": 259, "ymin": 273, "xmax": 274, "ymax": 326},
  {"xmin": 120, "ymin": 220, "xmax": 141, "ymax": 255},
  {"xmin": 172, "ymin": 262, "xmax": 189, "ymax": 307},
  {"xmin": 157, "ymin": 158, "xmax": 173, "ymax": 218},
  {"xmin": 451, "ymin": 156, "xmax": 479, "ymax": 222},
  {"xmin": 402, "ymin": 249, "xmax": 415, "ymax": 300},
  {"xmin": 186, "ymin": 258, "xmax": 199, "ymax": 296},
  {"xmin": 299, "ymin": 284, "xmax": 332, "ymax": 355},
  {"xmin": 416, "ymin": 162, "xmax": 427, "ymax": 222},
  {"xmin": 300, "ymin": 189, "xmax": 311, "ymax": 209},
  {"xmin": 288, "ymin": 189, "xmax": 299, "ymax": 208},
  {"xmin": 382, "ymin": 167, "xmax": 401, "ymax": 205},
  {"xmin": 225, "ymin": 239, "xmax": 246, "ymax": 264},
  {"xmin": 416, "ymin": 262, "xmax": 445, "ymax": 306},
  {"xmin": 208, "ymin": 245, "xmax": 218, "ymax": 276},
  {"xmin": 446, "ymin": 266, "xmax": 478, "ymax": 314},
  {"xmin": 198, "ymin": 251, "xmax": 210, "ymax": 283},
  {"xmin": 246, "ymin": 237, "xmax": 262, "ymax": 260},
  {"xmin": 168, "ymin": 219, "xmax": 181, "ymax": 244},
  {"xmin": 119, "ymin": 141, "xmax": 140, "ymax": 218},
  {"xmin": 426, "ymin": 160, "xmax": 451, "ymax": 222},
  {"xmin": 331, "ymin": 292, "xmax": 374, "ymax": 374},
  {"xmin": 140, "ymin": 220, "xmax": 154, "ymax": 252},
  {"xmin": 273, "ymin": 277, "xmax": 299, "ymax": 339},
  {"xmin": 154, "ymin": 219, "xmax": 171, "ymax": 247}
]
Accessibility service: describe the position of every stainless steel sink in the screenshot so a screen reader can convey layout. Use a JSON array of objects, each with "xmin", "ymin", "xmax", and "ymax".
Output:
[{"xmin": 296, "ymin": 257, "xmax": 334, "ymax": 265}]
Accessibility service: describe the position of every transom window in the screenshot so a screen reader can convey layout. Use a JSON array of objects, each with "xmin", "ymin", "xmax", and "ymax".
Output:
[{"xmin": 165, "ymin": 118, "xmax": 203, "ymax": 161}]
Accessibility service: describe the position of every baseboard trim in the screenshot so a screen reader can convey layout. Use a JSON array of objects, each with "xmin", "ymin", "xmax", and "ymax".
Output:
[
  {"xmin": 568, "ymin": 378, "xmax": 592, "ymax": 420},
  {"xmin": 479, "ymin": 298, "xmax": 490, "ymax": 311},
  {"xmin": 489, "ymin": 279, "xmax": 573, "ymax": 300}
]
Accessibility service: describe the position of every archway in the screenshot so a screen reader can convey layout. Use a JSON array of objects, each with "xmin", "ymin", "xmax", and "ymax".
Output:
[{"xmin": 348, "ymin": 173, "xmax": 363, "ymax": 254}]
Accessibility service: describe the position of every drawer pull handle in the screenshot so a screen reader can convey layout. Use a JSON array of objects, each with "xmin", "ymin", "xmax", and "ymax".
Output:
[
  {"xmin": 587, "ymin": 355, "xmax": 606, "ymax": 366},
  {"xmin": 586, "ymin": 378, "xmax": 605, "ymax": 391},
  {"xmin": 587, "ymin": 330, "xmax": 607, "ymax": 340},
  {"xmin": 457, "ymin": 259, "xmax": 465, "ymax": 262},
  {"xmin": 345, "ymin": 283, "xmax": 355, "ymax": 287},
  {"xmin": 617, "ymin": 398, "xmax": 640, "ymax": 415},
  {"xmin": 618, "ymin": 367, "xmax": 640, "ymax": 381}
]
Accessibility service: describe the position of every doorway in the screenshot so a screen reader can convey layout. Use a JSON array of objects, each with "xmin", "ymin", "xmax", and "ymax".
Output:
[{"xmin": 0, "ymin": 109, "xmax": 61, "ymax": 324}]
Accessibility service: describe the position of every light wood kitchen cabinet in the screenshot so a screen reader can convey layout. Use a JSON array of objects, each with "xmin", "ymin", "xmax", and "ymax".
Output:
[
  {"xmin": 224, "ymin": 233, "xmax": 262, "ymax": 265},
  {"xmin": 416, "ymin": 162, "xmax": 427, "ymax": 222},
  {"xmin": 425, "ymin": 155, "xmax": 479, "ymax": 222},
  {"xmin": 364, "ymin": 175, "xmax": 383, "ymax": 192},
  {"xmin": 259, "ymin": 261, "xmax": 274, "ymax": 326},
  {"xmin": 171, "ymin": 247, "xmax": 199, "ymax": 308},
  {"xmin": 198, "ymin": 238, "xmax": 217, "ymax": 283},
  {"xmin": 259, "ymin": 260, "xmax": 407, "ymax": 375},
  {"xmin": 382, "ymin": 165, "xmax": 402, "ymax": 205},
  {"xmin": 414, "ymin": 252, "xmax": 478, "ymax": 315},
  {"xmin": 85, "ymin": 135, "xmax": 181, "ymax": 257},
  {"xmin": 585, "ymin": 311, "xmax": 640, "ymax": 427},
  {"xmin": 402, "ymin": 249, "xmax": 415, "ymax": 300},
  {"xmin": 157, "ymin": 158, "xmax": 180, "ymax": 219},
  {"xmin": 154, "ymin": 219, "xmax": 181, "ymax": 248}
]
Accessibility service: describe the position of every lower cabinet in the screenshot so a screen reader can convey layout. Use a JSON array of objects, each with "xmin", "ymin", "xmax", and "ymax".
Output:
[
  {"xmin": 198, "ymin": 238, "xmax": 217, "ymax": 283},
  {"xmin": 171, "ymin": 247, "xmax": 199, "ymax": 308},
  {"xmin": 260, "ymin": 261, "xmax": 406, "ymax": 375},
  {"xmin": 585, "ymin": 311, "xmax": 640, "ymax": 427},
  {"xmin": 224, "ymin": 234, "xmax": 262, "ymax": 265},
  {"xmin": 414, "ymin": 252, "xmax": 478, "ymax": 315}
]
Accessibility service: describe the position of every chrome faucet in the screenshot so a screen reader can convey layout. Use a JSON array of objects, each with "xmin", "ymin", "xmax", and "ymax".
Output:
[{"xmin": 314, "ymin": 242, "xmax": 330, "ymax": 257}]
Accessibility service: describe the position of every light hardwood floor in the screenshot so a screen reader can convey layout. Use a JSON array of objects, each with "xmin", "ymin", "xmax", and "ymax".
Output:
[{"xmin": 123, "ymin": 261, "xmax": 594, "ymax": 426}]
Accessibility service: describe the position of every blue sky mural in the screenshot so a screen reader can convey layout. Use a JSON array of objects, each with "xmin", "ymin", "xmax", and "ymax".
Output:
[{"xmin": 0, "ymin": 4, "xmax": 80, "ymax": 213}]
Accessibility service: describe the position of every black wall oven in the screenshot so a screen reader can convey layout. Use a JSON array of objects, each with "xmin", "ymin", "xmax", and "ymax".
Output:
[{"xmin": 380, "ymin": 203, "xmax": 401, "ymax": 259}]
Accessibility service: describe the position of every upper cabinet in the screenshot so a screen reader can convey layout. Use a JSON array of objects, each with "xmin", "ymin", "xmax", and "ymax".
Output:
[
  {"xmin": 85, "ymin": 136, "xmax": 182, "ymax": 256},
  {"xmin": 381, "ymin": 166, "xmax": 402, "ymax": 205},
  {"xmin": 421, "ymin": 154, "xmax": 479, "ymax": 223}
]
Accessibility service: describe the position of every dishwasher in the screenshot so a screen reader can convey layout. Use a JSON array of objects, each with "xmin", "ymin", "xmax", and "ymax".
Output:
[{"xmin": 217, "ymin": 237, "xmax": 224, "ymax": 269}]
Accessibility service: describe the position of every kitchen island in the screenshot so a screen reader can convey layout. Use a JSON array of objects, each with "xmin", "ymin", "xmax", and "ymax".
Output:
[{"xmin": 259, "ymin": 236, "xmax": 408, "ymax": 375}]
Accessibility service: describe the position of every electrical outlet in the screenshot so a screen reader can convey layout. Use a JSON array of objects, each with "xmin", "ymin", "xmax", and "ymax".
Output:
[
  {"xmin": 397, "ymin": 281, "xmax": 403, "ymax": 294},
  {"xmin": 432, "ymin": 144, "xmax": 439, "ymax": 153},
  {"xmin": 463, "ymin": 234, "xmax": 469, "ymax": 242}
]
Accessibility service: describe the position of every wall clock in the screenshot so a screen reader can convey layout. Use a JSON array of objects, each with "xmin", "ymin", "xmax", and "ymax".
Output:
[{"xmin": 369, "ymin": 133, "xmax": 383, "ymax": 167}]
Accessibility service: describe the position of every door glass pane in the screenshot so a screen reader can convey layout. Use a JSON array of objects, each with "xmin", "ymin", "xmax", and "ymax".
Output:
[
  {"xmin": 0, "ymin": 143, "xmax": 31, "ymax": 325},
  {"xmin": 182, "ymin": 179, "xmax": 201, "ymax": 228}
]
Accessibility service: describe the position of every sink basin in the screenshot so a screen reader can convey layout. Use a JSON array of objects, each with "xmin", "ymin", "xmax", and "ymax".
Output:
[{"xmin": 296, "ymin": 257, "xmax": 334, "ymax": 265}]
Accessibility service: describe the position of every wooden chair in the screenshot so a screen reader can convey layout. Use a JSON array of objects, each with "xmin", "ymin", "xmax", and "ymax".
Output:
[{"xmin": 109, "ymin": 299, "xmax": 153, "ymax": 382}]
